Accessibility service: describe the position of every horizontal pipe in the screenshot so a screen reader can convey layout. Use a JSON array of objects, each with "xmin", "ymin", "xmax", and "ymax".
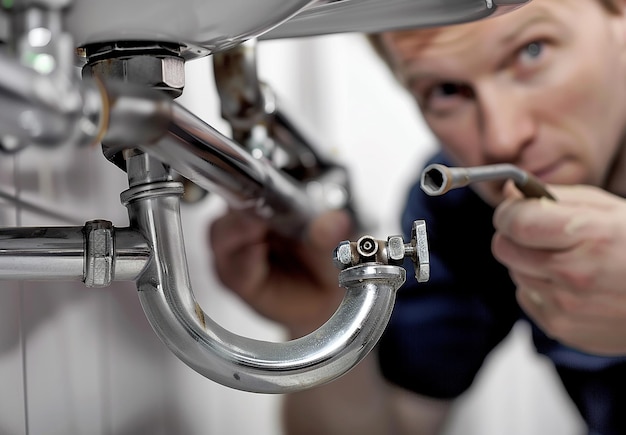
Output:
[
  {"xmin": 0, "ymin": 227, "xmax": 84, "ymax": 279},
  {"xmin": 0, "ymin": 225, "xmax": 151, "ymax": 281}
]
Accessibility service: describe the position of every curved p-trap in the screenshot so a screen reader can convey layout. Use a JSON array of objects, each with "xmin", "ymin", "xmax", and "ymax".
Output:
[{"xmin": 120, "ymin": 155, "xmax": 414, "ymax": 393}]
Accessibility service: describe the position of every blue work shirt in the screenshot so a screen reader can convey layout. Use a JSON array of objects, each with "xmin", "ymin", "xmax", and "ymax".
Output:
[{"xmin": 377, "ymin": 152, "xmax": 626, "ymax": 435}]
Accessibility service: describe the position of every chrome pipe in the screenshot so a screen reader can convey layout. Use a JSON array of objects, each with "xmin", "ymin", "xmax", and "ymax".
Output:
[
  {"xmin": 89, "ymin": 43, "xmax": 347, "ymax": 239},
  {"xmin": 0, "ymin": 224, "xmax": 151, "ymax": 282},
  {"xmin": 213, "ymin": 39, "xmax": 343, "ymax": 182},
  {"xmin": 122, "ymin": 174, "xmax": 406, "ymax": 393},
  {"xmin": 0, "ymin": 226, "xmax": 84, "ymax": 280},
  {"xmin": 138, "ymin": 102, "xmax": 319, "ymax": 237}
]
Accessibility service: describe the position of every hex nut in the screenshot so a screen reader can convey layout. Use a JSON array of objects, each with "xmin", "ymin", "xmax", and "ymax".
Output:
[
  {"xmin": 387, "ymin": 236, "xmax": 406, "ymax": 263},
  {"xmin": 84, "ymin": 220, "xmax": 114, "ymax": 288},
  {"xmin": 84, "ymin": 55, "xmax": 185, "ymax": 97},
  {"xmin": 333, "ymin": 241, "xmax": 353, "ymax": 270}
]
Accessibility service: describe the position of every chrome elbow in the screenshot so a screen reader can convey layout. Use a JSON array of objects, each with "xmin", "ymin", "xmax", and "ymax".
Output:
[
  {"xmin": 122, "ymin": 168, "xmax": 428, "ymax": 393},
  {"xmin": 123, "ymin": 184, "xmax": 408, "ymax": 392}
]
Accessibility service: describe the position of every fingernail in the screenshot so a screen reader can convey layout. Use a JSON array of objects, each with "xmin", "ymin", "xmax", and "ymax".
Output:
[
  {"xmin": 564, "ymin": 215, "xmax": 588, "ymax": 235},
  {"xmin": 539, "ymin": 197, "xmax": 555, "ymax": 208}
]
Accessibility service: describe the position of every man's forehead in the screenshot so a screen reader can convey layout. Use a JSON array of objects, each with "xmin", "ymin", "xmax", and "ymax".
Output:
[
  {"xmin": 379, "ymin": 0, "xmax": 576, "ymax": 65},
  {"xmin": 380, "ymin": 27, "xmax": 444, "ymax": 55},
  {"xmin": 379, "ymin": 24, "xmax": 482, "ymax": 72}
]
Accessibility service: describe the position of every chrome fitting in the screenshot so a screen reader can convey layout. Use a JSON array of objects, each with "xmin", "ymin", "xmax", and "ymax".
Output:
[
  {"xmin": 83, "ymin": 219, "xmax": 114, "ymax": 288},
  {"xmin": 356, "ymin": 235, "xmax": 378, "ymax": 258},
  {"xmin": 120, "ymin": 181, "xmax": 184, "ymax": 206},
  {"xmin": 410, "ymin": 220, "xmax": 429, "ymax": 283},
  {"xmin": 386, "ymin": 235, "xmax": 406, "ymax": 262},
  {"xmin": 332, "ymin": 240, "xmax": 353, "ymax": 269},
  {"xmin": 332, "ymin": 220, "xmax": 430, "ymax": 283},
  {"xmin": 83, "ymin": 51, "xmax": 185, "ymax": 98}
]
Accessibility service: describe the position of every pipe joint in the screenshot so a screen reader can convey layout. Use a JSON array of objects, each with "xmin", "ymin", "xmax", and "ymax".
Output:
[
  {"xmin": 83, "ymin": 220, "xmax": 114, "ymax": 288},
  {"xmin": 333, "ymin": 220, "xmax": 430, "ymax": 283}
]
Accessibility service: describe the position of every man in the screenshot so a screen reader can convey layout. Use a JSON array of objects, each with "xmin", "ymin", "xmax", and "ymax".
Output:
[{"xmin": 210, "ymin": 0, "xmax": 626, "ymax": 433}]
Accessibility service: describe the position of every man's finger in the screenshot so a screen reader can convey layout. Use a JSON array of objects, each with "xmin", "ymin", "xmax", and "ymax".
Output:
[{"xmin": 493, "ymin": 198, "xmax": 590, "ymax": 250}]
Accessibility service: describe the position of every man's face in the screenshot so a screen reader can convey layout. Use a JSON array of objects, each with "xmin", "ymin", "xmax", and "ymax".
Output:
[{"xmin": 381, "ymin": 0, "xmax": 626, "ymax": 206}]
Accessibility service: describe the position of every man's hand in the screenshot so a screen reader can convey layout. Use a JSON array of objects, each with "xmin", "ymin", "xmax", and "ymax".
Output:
[
  {"xmin": 492, "ymin": 182, "xmax": 626, "ymax": 355},
  {"xmin": 209, "ymin": 209, "xmax": 353, "ymax": 337}
]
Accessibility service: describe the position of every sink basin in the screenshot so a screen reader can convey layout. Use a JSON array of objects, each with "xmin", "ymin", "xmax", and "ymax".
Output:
[
  {"xmin": 264, "ymin": 0, "xmax": 530, "ymax": 39},
  {"xmin": 61, "ymin": 0, "xmax": 529, "ymax": 56},
  {"xmin": 64, "ymin": 0, "xmax": 314, "ymax": 56}
]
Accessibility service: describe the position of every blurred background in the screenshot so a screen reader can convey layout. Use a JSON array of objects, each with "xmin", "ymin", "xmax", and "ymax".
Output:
[{"xmin": 0, "ymin": 33, "xmax": 585, "ymax": 434}]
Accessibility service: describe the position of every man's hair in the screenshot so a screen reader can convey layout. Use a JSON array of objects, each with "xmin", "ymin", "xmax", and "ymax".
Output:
[{"xmin": 367, "ymin": 0, "xmax": 623, "ymax": 74}]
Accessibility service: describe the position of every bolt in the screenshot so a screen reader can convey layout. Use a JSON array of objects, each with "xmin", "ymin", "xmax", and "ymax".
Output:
[
  {"xmin": 84, "ymin": 220, "xmax": 114, "ymax": 288},
  {"xmin": 332, "ymin": 240, "xmax": 353, "ymax": 270},
  {"xmin": 386, "ymin": 235, "xmax": 405, "ymax": 263},
  {"xmin": 83, "ymin": 55, "xmax": 185, "ymax": 98}
]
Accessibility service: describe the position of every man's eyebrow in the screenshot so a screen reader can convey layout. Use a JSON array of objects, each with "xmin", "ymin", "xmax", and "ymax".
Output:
[
  {"xmin": 499, "ymin": 13, "xmax": 556, "ymax": 45},
  {"xmin": 395, "ymin": 69, "xmax": 436, "ymax": 89},
  {"xmin": 404, "ymin": 72, "xmax": 443, "ymax": 84}
]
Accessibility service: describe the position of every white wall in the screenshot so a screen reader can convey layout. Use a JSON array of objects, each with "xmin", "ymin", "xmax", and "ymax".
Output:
[{"xmin": 0, "ymin": 32, "xmax": 585, "ymax": 435}]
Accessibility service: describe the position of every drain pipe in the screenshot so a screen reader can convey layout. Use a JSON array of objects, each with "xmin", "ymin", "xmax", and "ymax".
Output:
[
  {"xmin": 0, "ymin": 43, "xmax": 429, "ymax": 393},
  {"xmin": 121, "ymin": 152, "xmax": 424, "ymax": 393},
  {"xmin": 0, "ymin": 221, "xmax": 151, "ymax": 286}
]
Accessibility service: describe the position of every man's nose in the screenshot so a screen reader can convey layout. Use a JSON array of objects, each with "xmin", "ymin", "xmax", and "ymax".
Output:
[{"xmin": 477, "ymin": 84, "xmax": 536, "ymax": 163}]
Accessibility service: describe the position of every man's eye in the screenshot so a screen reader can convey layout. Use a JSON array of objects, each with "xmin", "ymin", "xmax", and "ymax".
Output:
[
  {"xmin": 427, "ymin": 82, "xmax": 472, "ymax": 100},
  {"xmin": 434, "ymin": 83, "xmax": 456, "ymax": 97},
  {"xmin": 518, "ymin": 40, "xmax": 544, "ymax": 65},
  {"xmin": 420, "ymin": 82, "xmax": 473, "ymax": 115}
]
